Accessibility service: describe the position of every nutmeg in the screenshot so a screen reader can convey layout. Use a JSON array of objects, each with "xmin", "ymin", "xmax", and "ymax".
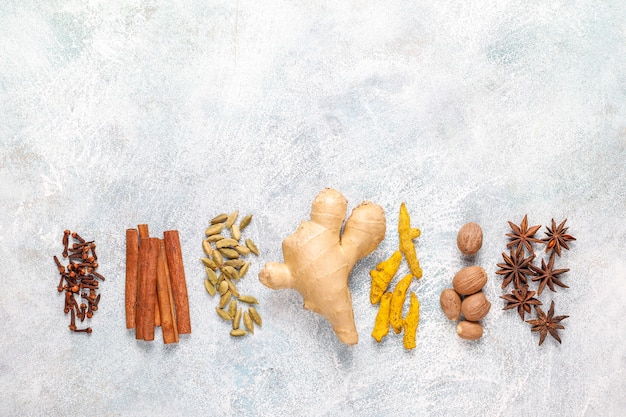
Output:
[
  {"xmin": 440, "ymin": 289, "xmax": 461, "ymax": 321},
  {"xmin": 460, "ymin": 291, "xmax": 491, "ymax": 321},
  {"xmin": 457, "ymin": 222, "xmax": 483, "ymax": 255},
  {"xmin": 456, "ymin": 320, "xmax": 483, "ymax": 340},
  {"xmin": 452, "ymin": 265, "xmax": 487, "ymax": 295}
]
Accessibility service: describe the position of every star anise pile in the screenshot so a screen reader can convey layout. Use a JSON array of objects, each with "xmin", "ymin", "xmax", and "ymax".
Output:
[{"xmin": 497, "ymin": 215, "xmax": 575, "ymax": 346}]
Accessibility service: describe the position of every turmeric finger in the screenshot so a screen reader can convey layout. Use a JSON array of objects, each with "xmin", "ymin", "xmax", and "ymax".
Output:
[
  {"xmin": 399, "ymin": 203, "xmax": 422, "ymax": 279},
  {"xmin": 390, "ymin": 274, "xmax": 413, "ymax": 334},
  {"xmin": 403, "ymin": 292, "xmax": 420, "ymax": 349},
  {"xmin": 369, "ymin": 250, "xmax": 402, "ymax": 304},
  {"xmin": 371, "ymin": 292, "xmax": 392, "ymax": 342}
]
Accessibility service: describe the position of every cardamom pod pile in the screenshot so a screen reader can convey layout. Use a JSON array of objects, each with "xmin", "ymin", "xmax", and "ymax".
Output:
[{"xmin": 200, "ymin": 211, "xmax": 262, "ymax": 337}]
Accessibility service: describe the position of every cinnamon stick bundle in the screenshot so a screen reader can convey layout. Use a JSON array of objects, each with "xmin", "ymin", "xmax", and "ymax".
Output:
[
  {"xmin": 164, "ymin": 230, "xmax": 191, "ymax": 334},
  {"xmin": 125, "ymin": 225, "xmax": 190, "ymax": 343},
  {"xmin": 125, "ymin": 229, "xmax": 139, "ymax": 329}
]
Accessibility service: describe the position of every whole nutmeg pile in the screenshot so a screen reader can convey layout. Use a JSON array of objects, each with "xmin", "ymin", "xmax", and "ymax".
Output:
[{"xmin": 440, "ymin": 222, "xmax": 491, "ymax": 340}]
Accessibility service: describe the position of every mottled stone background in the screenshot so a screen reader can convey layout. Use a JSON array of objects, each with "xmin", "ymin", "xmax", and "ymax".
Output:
[{"xmin": 1, "ymin": 1, "xmax": 625, "ymax": 416}]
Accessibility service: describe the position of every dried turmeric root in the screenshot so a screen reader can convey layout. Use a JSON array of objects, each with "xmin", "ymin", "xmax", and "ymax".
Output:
[
  {"xmin": 369, "ymin": 250, "xmax": 402, "ymax": 304},
  {"xmin": 390, "ymin": 273, "xmax": 413, "ymax": 334},
  {"xmin": 403, "ymin": 292, "xmax": 420, "ymax": 349},
  {"xmin": 371, "ymin": 292, "xmax": 392, "ymax": 342},
  {"xmin": 398, "ymin": 203, "xmax": 422, "ymax": 279}
]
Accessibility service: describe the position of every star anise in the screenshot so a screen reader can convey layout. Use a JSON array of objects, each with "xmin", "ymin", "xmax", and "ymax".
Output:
[
  {"xmin": 500, "ymin": 285, "xmax": 542, "ymax": 321},
  {"xmin": 542, "ymin": 218, "xmax": 576, "ymax": 256},
  {"xmin": 496, "ymin": 244, "xmax": 535, "ymax": 290},
  {"xmin": 506, "ymin": 214, "xmax": 542, "ymax": 254},
  {"xmin": 530, "ymin": 252, "xmax": 569, "ymax": 295},
  {"xmin": 525, "ymin": 300, "xmax": 569, "ymax": 346}
]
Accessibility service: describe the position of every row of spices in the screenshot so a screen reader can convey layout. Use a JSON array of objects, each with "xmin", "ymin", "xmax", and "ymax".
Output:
[{"xmin": 52, "ymin": 196, "xmax": 573, "ymax": 348}]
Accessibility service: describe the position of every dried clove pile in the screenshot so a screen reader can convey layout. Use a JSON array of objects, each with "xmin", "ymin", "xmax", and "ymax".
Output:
[{"xmin": 54, "ymin": 230, "xmax": 105, "ymax": 334}]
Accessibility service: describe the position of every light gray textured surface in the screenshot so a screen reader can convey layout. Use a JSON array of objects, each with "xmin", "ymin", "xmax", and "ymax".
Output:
[{"xmin": 1, "ymin": 1, "xmax": 625, "ymax": 416}]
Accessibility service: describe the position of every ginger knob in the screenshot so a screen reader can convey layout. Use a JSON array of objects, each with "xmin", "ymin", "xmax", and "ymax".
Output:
[{"xmin": 259, "ymin": 188, "xmax": 386, "ymax": 345}]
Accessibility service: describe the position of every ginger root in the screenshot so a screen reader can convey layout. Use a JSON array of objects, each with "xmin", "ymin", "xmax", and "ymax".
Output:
[
  {"xmin": 399, "ymin": 202, "xmax": 422, "ymax": 279},
  {"xmin": 259, "ymin": 188, "xmax": 386, "ymax": 345},
  {"xmin": 369, "ymin": 250, "xmax": 402, "ymax": 304},
  {"xmin": 371, "ymin": 292, "xmax": 392, "ymax": 342}
]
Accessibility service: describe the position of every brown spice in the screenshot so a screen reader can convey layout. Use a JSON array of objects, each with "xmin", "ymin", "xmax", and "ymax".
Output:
[
  {"xmin": 141, "ymin": 238, "xmax": 159, "ymax": 341},
  {"xmin": 157, "ymin": 239, "xmax": 179, "ymax": 344},
  {"xmin": 500, "ymin": 285, "xmax": 542, "ymax": 321},
  {"xmin": 506, "ymin": 214, "xmax": 542, "ymax": 254},
  {"xmin": 135, "ymin": 237, "xmax": 149, "ymax": 340},
  {"xmin": 542, "ymin": 218, "xmax": 576, "ymax": 257},
  {"xmin": 499, "ymin": 216, "xmax": 574, "ymax": 346},
  {"xmin": 529, "ymin": 252, "xmax": 570, "ymax": 295},
  {"xmin": 125, "ymin": 229, "xmax": 139, "ymax": 329},
  {"xmin": 164, "ymin": 230, "xmax": 191, "ymax": 334},
  {"xmin": 126, "ymin": 225, "xmax": 190, "ymax": 343},
  {"xmin": 526, "ymin": 300, "xmax": 569, "ymax": 346},
  {"xmin": 495, "ymin": 245, "xmax": 535, "ymax": 290},
  {"xmin": 137, "ymin": 225, "xmax": 161, "ymax": 327},
  {"xmin": 54, "ymin": 230, "xmax": 104, "ymax": 334}
]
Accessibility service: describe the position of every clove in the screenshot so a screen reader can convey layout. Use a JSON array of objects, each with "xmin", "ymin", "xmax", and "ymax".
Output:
[
  {"xmin": 53, "ymin": 256, "xmax": 65, "ymax": 274},
  {"xmin": 71, "ymin": 232, "xmax": 85, "ymax": 243},
  {"xmin": 89, "ymin": 270, "xmax": 105, "ymax": 281},
  {"xmin": 73, "ymin": 327, "xmax": 92, "ymax": 334},
  {"xmin": 62, "ymin": 230, "xmax": 70, "ymax": 258}
]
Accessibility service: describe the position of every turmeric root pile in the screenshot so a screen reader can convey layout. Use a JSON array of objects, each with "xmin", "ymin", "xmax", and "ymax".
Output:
[
  {"xmin": 259, "ymin": 188, "xmax": 386, "ymax": 345},
  {"xmin": 370, "ymin": 202, "xmax": 422, "ymax": 349}
]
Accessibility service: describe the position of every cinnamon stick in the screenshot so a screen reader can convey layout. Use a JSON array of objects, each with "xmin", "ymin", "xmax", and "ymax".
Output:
[
  {"xmin": 154, "ymin": 297, "xmax": 161, "ymax": 326},
  {"xmin": 142, "ymin": 238, "xmax": 159, "ymax": 341},
  {"xmin": 137, "ymin": 224, "xmax": 150, "ymax": 239},
  {"xmin": 138, "ymin": 224, "xmax": 161, "ymax": 327},
  {"xmin": 135, "ymin": 237, "xmax": 149, "ymax": 340},
  {"xmin": 164, "ymin": 230, "xmax": 191, "ymax": 334},
  {"xmin": 157, "ymin": 239, "xmax": 179, "ymax": 344},
  {"xmin": 125, "ymin": 229, "xmax": 139, "ymax": 329}
]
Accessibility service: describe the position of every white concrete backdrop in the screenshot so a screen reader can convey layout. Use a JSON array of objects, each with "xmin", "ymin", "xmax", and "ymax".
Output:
[{"xmin": 1, "ymin": 1, "xmax": 625, "ymax": 416}]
